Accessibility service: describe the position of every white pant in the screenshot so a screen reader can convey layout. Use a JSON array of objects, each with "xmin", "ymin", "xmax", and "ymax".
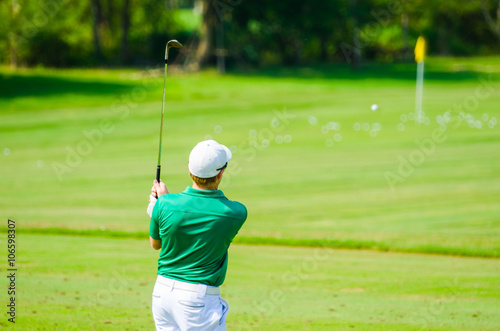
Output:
[{"xmin": 152, "ymin": 276, "xmax": 229, "ymax": 331}]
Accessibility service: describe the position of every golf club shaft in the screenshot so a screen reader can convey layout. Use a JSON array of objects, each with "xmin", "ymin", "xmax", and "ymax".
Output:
[
  {"xmin": 155, "ymin": 40, "xmax": 182, "ymax": 185},
  {"xmin": 156, "ymin": 59, "xmax": 168, "ymax": 183}
]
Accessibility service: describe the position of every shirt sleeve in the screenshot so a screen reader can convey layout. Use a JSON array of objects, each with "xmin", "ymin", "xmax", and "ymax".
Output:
[
  {"xmin": 149, "ymin": 199, "xmax": 161, "ymax": 240},
  {"xmin": 229, "ymin": 203, "xmax": 247, "ymax": 241}
]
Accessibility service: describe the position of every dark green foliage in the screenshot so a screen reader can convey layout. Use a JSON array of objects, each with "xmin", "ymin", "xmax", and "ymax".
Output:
[{"xmin": 0, "ymin": 0, "xmax": 499, "ymax": 67}]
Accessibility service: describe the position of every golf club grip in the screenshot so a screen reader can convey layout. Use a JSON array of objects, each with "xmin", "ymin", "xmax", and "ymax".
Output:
[{"xmin": 156, "ymin": 165, "xmax": 161, "ymax": 183}]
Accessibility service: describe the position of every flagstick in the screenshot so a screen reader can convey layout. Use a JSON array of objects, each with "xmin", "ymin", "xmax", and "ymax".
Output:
[
  {"xmin": 415, "ymin": 60, "xmax": 424, "ymax": 124},
  {"xmin": 414, "ymin": 36, "xmax": 426, "ymax": 125}
]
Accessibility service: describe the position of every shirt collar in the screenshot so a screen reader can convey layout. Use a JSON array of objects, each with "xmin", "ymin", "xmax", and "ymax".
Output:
[{"xmin": 183, "ymin": 186, "xmax": 226, "ymax": 198}]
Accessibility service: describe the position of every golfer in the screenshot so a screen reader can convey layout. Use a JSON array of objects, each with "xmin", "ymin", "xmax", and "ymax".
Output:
[{"xmin": 147, "ymin": 140, "xmax": 247, "ymax": 331}]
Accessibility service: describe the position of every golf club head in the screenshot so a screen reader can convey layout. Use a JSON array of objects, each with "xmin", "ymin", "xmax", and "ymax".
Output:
[
  {"xmin": 165, "ymin": 40, "xmax": 182, "ymax": 59},
  {"xmin": 167, "ymin": 40, "xmax": 182, "ymax": 49}
]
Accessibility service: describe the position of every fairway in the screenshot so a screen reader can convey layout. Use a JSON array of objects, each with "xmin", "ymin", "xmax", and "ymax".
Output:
[
  {"xmin": 1, "ymin": 58, "xmax": 500, "ymax": 330},
  {"xmin": 1, "ymin": 60, "xmax": 499, "ymax": 256},
  {"xmin": 0, "ymin": 234, "xmax": 499, "ymax": 330}
]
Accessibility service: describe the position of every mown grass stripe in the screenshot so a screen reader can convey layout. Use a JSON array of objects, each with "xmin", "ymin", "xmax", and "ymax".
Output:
[{"xmin": 7, "ymin": 227, "xmax": 497, "ymax": 258}]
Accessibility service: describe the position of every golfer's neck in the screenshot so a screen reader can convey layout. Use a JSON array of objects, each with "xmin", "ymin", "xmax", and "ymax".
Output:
[{"xmin": 192, "ymin": 182, "xmax": 219, "ymax": 191}]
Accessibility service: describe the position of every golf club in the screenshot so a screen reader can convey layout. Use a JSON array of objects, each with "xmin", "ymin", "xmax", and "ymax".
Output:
[{"xmin": 156, "ymin": 39, "xmax": 182, "ymax": 185}]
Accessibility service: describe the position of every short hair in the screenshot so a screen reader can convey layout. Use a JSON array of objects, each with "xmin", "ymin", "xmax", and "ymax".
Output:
[{"xmin": 190, "ymin": 172, "xmax": 221, "ymax": 190}]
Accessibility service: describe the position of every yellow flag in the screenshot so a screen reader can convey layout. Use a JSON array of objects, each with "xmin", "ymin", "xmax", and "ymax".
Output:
[{"xmin": 415, "ymin": 36, "xmax": 426, "ymax": 63}]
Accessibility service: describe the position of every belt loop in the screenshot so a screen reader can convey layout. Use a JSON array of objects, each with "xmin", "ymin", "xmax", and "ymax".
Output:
[{"xmin": 197, "ymin": 284, "xmax": 207, "ymax": 298}]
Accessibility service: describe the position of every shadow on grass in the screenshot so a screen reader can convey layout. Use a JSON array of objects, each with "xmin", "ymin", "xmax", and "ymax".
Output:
[
  {"xmin": 228, "ymin": 62, "xmax": 495, "ymax": 82},
  {"xmin": 0, "ymin": 74, "xmax": 135, "ymax": 99},
  {"xmin": 10, "ymin": 227, "xmax": 497, "ymax": 258}
]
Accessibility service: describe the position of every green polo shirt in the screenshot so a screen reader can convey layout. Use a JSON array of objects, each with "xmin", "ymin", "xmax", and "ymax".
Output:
[{"xmin": 150, "ymin": 186, "xmax": 247, "ymax": 286}]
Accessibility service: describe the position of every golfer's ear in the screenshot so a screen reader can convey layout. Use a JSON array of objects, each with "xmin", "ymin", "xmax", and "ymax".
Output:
[{"xmin": 217, "ymin": 169, "xmax": 225, "ymax": 178}]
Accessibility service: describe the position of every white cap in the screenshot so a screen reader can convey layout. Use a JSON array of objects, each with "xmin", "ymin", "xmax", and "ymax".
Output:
[{"xmin": 188, "ymin": 140, "xmax": 232, "ymax": 178}]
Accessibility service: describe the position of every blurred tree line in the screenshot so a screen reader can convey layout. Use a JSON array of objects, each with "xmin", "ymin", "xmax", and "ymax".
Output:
[
  {"xmin": 1, "ymin": 0, "xmax": 499, "ymax": 69},
  {"xmin": 1, "ymin": 0, "xmax": 193, "ymax": 67}
]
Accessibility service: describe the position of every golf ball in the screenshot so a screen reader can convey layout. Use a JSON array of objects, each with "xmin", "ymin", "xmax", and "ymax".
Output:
[
  {"xmin": 4, "ymin": 148, "xmax": 10, "ymax": 156},
  {"xmin": 371, "ymin": 104, "xmax": 378, "ymax": 111}
]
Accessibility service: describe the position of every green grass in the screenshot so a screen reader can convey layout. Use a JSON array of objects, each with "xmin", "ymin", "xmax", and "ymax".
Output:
[
  {"xmin": 0, "ymin": 58, "xmax": 499, "ymax": 329},
  {"xmin": 1, "ymin": 59, "xmax": 499, "ymax": 257},
  {"xmin": 0, "ymin": 234, "xmax": 498, "ymax": 330},
  {"xmin": 12, "ymin": 227, "xmax": 499, "ymax": 258}
]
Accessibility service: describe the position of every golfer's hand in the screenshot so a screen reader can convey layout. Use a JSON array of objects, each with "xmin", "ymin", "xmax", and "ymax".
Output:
[{"xmin": 153, "ymin": 179, "xmax": 169, "ymax": 198}]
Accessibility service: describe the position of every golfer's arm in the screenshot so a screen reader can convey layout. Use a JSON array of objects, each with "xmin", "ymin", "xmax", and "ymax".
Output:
[{"xmin": 150, "ymin": 236, "xmax": 162, "ymax": 250}]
